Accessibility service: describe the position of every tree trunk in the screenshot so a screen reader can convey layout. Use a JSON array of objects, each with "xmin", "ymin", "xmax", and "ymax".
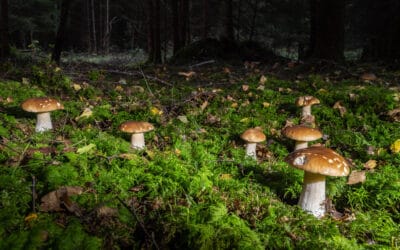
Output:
[
  {"xmin": 0, "ymin": 0, "xmax": 10, "ymax": 58},
  {"xmin": 248, "ymin": 0, "xmax": 259, "ymax": 41},
  {"xmin": 202, "ymin": 0, "xmax": 209, "ymax": 39},
  {"xmin": 223, "ymin": 0, "xmax": 234, "ymax": 41},
  {"xmin": 51, "ymin": 0, "xmax": 73, "ymax": 64},
  {"xmin": 179, "ymin": 0, "xmax": 189, "ymax": 47},
  {"xmin": 147, "ymin": 0, "xmax": 154, "ymax": 62},
  {"xmin": 153, "ymin": 0, "xmax": 161, "ymax": 63},
  {"xmin": 308, "ymin": 0, "xmax": 345, "ymax": 61},
  {"xmin": 91, "ymin": 0, "xmax": 97, "ymax": 53},
  {"xmin": 171, "ymin": 0, "xmax": 180, "ymax": 55}
]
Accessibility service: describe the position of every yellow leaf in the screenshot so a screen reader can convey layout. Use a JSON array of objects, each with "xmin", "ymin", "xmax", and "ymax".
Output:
[
  {"xmin": 263, "ymin": 102, "xmax": 271, "ymax": 107},
  {"xmin": 175, "ymin": 148, "xmax": 181, "ymax": 156},
  {"xmin": 231, "ymin": 102, "xmax": 238, "ymax": 108},
  {"xmin": 75, "ymin": 108, "xmax": 93, "ymax": 120},
  {"xmin": 363, "ymin": 159, "xmax": 377, "ymax": 170},
  {"xmin": 219, "ymin": 174, "xmax": 232, "ymax": 180},
  {"xmin": 77, "ymin": 143, "xmax": 96, "ymax": 154},
  {"xmin": 150, "ymin": 107, "xmax": 163, "ymax": 116},
  {"xmin": 24, "ymin": 213, "xmax": 38, "ymax": 223},
  {"xmin": 390, "ymin": 139, "xmax": 400, "ymax": 153},
  {"xmin": 240, "ymin": 117, "xmax": 249, "ymax": 123},
  {"xmin": 72, "ymin": 83, "xmax": 82, "ymax": 91},
  {"xmin": 115, "ymin": 85, "xmax": 124, "ymax": 92},
  {"xmin": 200, "ymin": 100, "xmax": 208, "ymax": 111},
  {"xmin": 259, "ymin": 75, "xmax": 267, "ymax": 84}
]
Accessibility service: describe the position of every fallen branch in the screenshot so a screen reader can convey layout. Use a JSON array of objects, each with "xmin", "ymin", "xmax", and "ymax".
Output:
[{"xmin": 106, "ymin": 69, "xmax": 172, "ymax": 86}]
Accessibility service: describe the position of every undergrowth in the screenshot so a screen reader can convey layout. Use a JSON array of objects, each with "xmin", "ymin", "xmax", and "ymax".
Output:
[{"xmin": 0, "ymin": 63, "xmax": 399, "ymax": 249}]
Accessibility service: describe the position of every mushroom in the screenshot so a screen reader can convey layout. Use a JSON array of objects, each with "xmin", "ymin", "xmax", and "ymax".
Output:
[
  {"xmin": 119, "ymin": 121, "xmax": 154, "ymax": 149},
  {"xmin": 295, "ymin": 96, "xmax": 320, "ymax": 119},
  {"xmin": 21, "ymin": 97, "xmax": 64, "ymax": 132},
  {"xmin": 282, "ymin": 125, "xmax": 323, "ymax": 150},
  {"xmin": 360, "ymin": 72, "xmax": 377, "ymax": 82},
  {"xmin": 284, "ymin": 146, "xmax": 351, "ymax": 218},
  {"xmin": 240, "ymin": 128, "xmax": 266, "ymax": 160}
]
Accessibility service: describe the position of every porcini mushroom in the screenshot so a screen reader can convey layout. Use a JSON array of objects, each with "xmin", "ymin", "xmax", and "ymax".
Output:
[
  {"xmin": 240, "ymin": 128, "xmax": 266, "ymax": 160},
  {"xmin": 296, "ymin": 96, "xmax": 320, "ymax": 118},
  {"xmin": 282, "ymin": 125, "xmax": 323, "ymax": 150},
  {"xmin": 21, "ymin": 97, "xmax": 64, "ymax": 132},
  {"xmin": 285, "ymin": 146, "xmax": 351, "ymax": 218},
  {"xmin": 119, "ymin": 121, "xmax": 154, "ymax": 149}
]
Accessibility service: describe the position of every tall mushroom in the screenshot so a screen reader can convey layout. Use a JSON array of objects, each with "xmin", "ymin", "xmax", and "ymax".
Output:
[
  {"xmin": 21, "ymin": 97, "xmax": 64, "ymax": 132},
  {"xmin": 282, "ymin": 125, "xmax": 323, "ymax": 150},
  {"xmin": 119, "ymin": 121, "xmax": 154, "ymax": 149},
  {"xmin": 285, "ymin": 146, "xmax": 351, "ymax": 218},
  {"xmin": 240, "ymin": 128, "xmax": 266, "ymax": 160},
  {"xmin": 296, "ymin": 96, "xmax": 320, "ymax": 126}
]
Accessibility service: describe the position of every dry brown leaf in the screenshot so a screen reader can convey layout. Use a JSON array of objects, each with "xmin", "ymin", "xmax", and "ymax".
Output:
[
  {"xmin": 363, "ymin": 159, "xmax": 377, "ymax": 170},
  {"xmin": 178, "ymin": 71, "xmax": 196, "ymax": 80},
  {"xmin": 242, "ymin": 85, "xmax": 249, "ymax": 91},
  {"xmin": 333, "ymin": 101, "xmax": 347, "ymax": 117},
  {"xmin": 387, "ymin": 108, "xmax": 400, "ymax": 121},
  {"xmin": 347, "ymin": 171, "xmax": 366, "ymax": 185},
  {"xmin": 40, "ymin": 186, "xmax": 83, "ymax": 213},
  {"xmin": 360, "ymin": 72, "xmax": 377, "ymax": 81},
  {"xmin": 200, "ymin": 100, "xmax": 208, "ymax": 111},
  {"xmin": 223, "ymin": 67, "xmax": 231, "ymax": 74},
  {"xmin": 96, "ymin": 206, "xmax": 118, "ymax": 217},
  {"xmin": 259, "ymin": 75, "xmax": 267, "ymax": 84}
]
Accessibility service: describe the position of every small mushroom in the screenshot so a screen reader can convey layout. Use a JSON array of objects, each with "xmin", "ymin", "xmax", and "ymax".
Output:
[
  {"xmin": 21, "ymin": 97, "xmax": 64, "ymax": 132},
  {"xmin": 119, "ymin": 121, "xmax": 154, "ymax": 149},
  {"xmin": 282, "ymin": 125, "xmax": 323, "ymax": 150},
  {"xmin": 296, "ymin": 96, "xmax": 320, "ymax": 119},
  {"xmin": 285, "ymin": 146, "xmax": 351, "ymax": 218},
  {"xmin": 240, "ymin": 128, "xmax": 266, "ymax": 160}
]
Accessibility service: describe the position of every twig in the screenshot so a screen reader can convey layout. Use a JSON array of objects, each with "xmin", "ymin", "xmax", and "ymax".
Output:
[
  {"xmin": 139, "ymin": 67, "xmax": 154, "ymax": 97},
  {"xmin": 105, "ymin": 69, "xmax": 173, "ymax": 86},
  {"xmin": 189, "ymin": 59, "xmax": 215, "ymax": 69},
  {"xmin": 116, "ymin": 196, "xmax": 159, "ymax": 250},
  {"xmin": 32, "ymin": 175, "xmax": 36, "ymax": 213}
]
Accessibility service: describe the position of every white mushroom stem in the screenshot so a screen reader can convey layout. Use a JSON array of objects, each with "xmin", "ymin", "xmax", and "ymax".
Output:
[
  {"xmin": 35, "ymin": 112, "xmax": 53, "ymax": 132},
  {"xmin": 130, "ymin": 133, "xmax": 146, "ymax": 149},
  {"xmin": 298, "ymin": 172, "xmax": 326, "ymax": 218},
  {"xmin": 245, "ymin": 142, "xmax": 257, "ymax": 160},
  {"xmin": 301, "ymin": 105, "xmax": 312, "ymax": 117},
  {"xmin": 294, "ymin": 141, "xmax": 308, "ymax": 151}
]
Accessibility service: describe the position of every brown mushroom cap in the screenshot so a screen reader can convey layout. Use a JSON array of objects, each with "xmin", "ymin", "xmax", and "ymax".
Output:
[
  {"xmin": 282, "ymin": 125, "xmax": 323, "ymax": 142},
  {"xmin": 295, "ymin": 96, "xmax": 320, "ymax": 107},
  {"xmin": 119, "ymin": 121, "xmax": 154, "ymax": 133},
  {"xmin": 360, "ymin": 73, "xmax": 377, "ymax": 81},
  {"xmin": 241, "ymin": 128, "xmax": 266, "ymax": 143},
  {"xmin": 285, "ymin": 146, "xmax": 351, "ymax": 177},
  {"xmin": 21, "ymin": 97, "xmax": 64, "ymax": 113}
]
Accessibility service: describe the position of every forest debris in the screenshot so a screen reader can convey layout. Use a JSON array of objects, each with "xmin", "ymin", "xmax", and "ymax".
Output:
[
  {"xmin": 242, "ymin": 84, "xmax": 249, "ymax": 91},
  {"xmin": 96, "ymin": 206, "xmax": 118, "ymax": 218},
  {"xmin": 390, "ymin": 139, "xmax": 400, "ymax": 153},
  {"xmin": 200, "ymin": 100, "xmax": 208, "ymax": 111},
  {"xmin": 40, "ymin": 186, "xmax": 83, "ymax": 214},
  {"xmin": 363, "ymin": 159, "xmax": 377, "ymax": 170},
  {"xmin": 178, "ymin": 71, "xmax": 196, "ymax": 80},
  {"xmin": 333, "ymin": 101, "xmax": 347, "ymax": 117},
  {"xmin": 259, "ymin": 75, "xmax": 267, "ymax": 84},
  {"xmin": 77, "ymin": 143, "xmax": 96, "ymax": 154},
  {"xmin": 75, "ymin": 107, "xmax": 93, "ymax": 120},
  {"xmin": 360, "ymin": 72, "xmax": 377, "ymax": 81},
  {"xmin": 387, "ymin": 108, "xmax": 400, "ymax": 121},
  {"xmin": 347, "ymin": 170, "xmax": 366, "ymax": 185}
]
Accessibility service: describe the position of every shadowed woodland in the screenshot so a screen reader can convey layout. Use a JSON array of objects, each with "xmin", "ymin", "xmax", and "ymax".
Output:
[{"xmin": 1, "ymin": 0, "xmax": 400, "ymax": 249}]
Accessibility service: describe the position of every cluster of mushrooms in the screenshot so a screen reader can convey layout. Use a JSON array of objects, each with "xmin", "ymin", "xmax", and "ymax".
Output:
[
  {"xmin": 21, "ymin": 97, "xmax": 154, "ymax": 149},
  {"xmin": 22, "ymin": 95, "xmax": 351, "ymax": 218},
  {"xmin": 241, "ymin": 96, "xmax": 351, "ymax": 218}
]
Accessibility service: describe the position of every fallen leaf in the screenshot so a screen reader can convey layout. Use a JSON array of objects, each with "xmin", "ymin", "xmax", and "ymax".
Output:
[
  {"xmin": 150, "ymin": 107, "xmax": 163, "ymax": 116},
  {"xmin": 40, "ymin": 186, "xmax": 83, "ymax": 212},
  {"xmin": 390, "ymin": 139, "xmax": 400, "ymax": 153},
  {"xmin": 24, "ymin": 213, "xmax": 38, "ymax": 223},
  {"xmin": 178, "ymin": 71, "xmax": 196, "ymax": 80},
  {"xmin": 333, "ymin": 101, "xmax": 347, "ymax": 117},
  {"xmin": 219, "ymin": 174, "xmax": 232, "ymax": 180},
  {"xmin": 223, "ymin": 67, "xmax": 231, "ymax": 74},
  {"xmin": 259, "ymin": 75, "xmax": 267, "ymax": 84},
  {"xmin": 114, "ymin": 85, "xmax": 124, "ymax": 92},
  {"xmin": 263, "ymin": 102, "xmax": 271, "ymax": 108},
  {"xmin": 347, "ymin": 170, "xmax": 366, "ymax": 185},
  {"xmin": 177, "ymin": 115, "xmax": 189, "ymax": 123},
  {"xmin": 200, "ymin": 100, "xmax": 208, "ymax": 111},
  {"xmin": 77, "ymin": 143, "xmax": 96, "ymax": 154},
  {"xmin": 96, "ymin": 206, "xmax": 118, "ymax": 217},
  {"xmin": 75, "ymin": 108, "xmax": 93, "ymax": 120},
  {"xmin": 387, "ymin": 108, "xmax": 400, "ymax": 121},
  {"xmin": 242, "ymin": 85, "xmax": 249, "ymax": 91},
  {"xmin": 363, "ymin": 159, "xmax": 377, "ymax": 170},
  {"xmin": 360, "ymin": 72, "xmax": 377, "ymax": 81},
  {"xmin": 72, "ymin": 83, "xmax": 82, "ymax": 91}
]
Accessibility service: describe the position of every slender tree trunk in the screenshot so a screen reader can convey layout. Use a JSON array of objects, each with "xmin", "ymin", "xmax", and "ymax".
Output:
[
  {"xmin": 223, "ymin": 0, "xmax": 234, "ymax": 41},
  {"xmin": 86, "ymin": 0, "xmax": 92, "ymax": 52},
  {"xmin": 179, "ymin": 0, "xmax": 189, "ymax": 47},
  {"xmin": 51, "ymin": 0, "xmax": 73, "ymax": 64},
  {"xmin": 202, "ymin": 0, "xmax": 209, "ymax": 39},
  {"xmin": 236, "ymin": 0, "xmax": 242, "ymax": 41},
  {"xmin": 171, "ymin": 0, "xmax": 180, "ymax": 55},
  {"xmin": 308, "ymin": 0, "xmax": 345, "ymax": 61},
  {"xmin": 248, "ymin": 0, "xmax": 259, "ymax": 41},
  {"xmin": 153, "ymin": 0, "xmax": 161, "ymax": 63},
  {"xmin": 147, "ymin": 0, "xmax": 154, "ymax": 62},
  {"xmin": 104, "ymin": 0, "xmax": 109, "ymax": 53},
  {"xmin": 0, "ymin": 0, "xmax": 10, "ymax": 58},
  {"xmin": 91, "ymin": 0, "xmax": 97, "ymax": 53}
]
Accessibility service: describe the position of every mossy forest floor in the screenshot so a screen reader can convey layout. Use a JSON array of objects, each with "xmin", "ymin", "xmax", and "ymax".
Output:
[{"xmin": 0, "ymin": 58, "xmax": 400, "ymax": 249}]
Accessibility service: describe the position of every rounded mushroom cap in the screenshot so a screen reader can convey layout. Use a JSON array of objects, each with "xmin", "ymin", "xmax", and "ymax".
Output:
[
  {"xmin": 282, "ymin": 125, "xmax": 323, "ymax": 142},
  {"xmin": 119, "ymin": 121, "xmax": 154, "ymax": 133},
  {"xmin": 21, "ymin": 97, "xmax": 64, "ymax": 113},
  {"xmin": 285, "ymin": 146, "xmax": 351, "ymax": 177},
  {"xmin": 295, "ymin": 96, "xmax": 320, "ymax": 107},
  {"xmin": 360, "ymin": 72, "xmax": 377, "ymax": 81},
  {"xmin": 241, "ymin": 128, "xmax": 266, "ymax": 143}
]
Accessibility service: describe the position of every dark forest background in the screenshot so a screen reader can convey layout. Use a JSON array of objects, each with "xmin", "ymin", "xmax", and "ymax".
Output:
[{"xmin": 1, "ymin": 0, "xmax": 400, "ymax": 65}]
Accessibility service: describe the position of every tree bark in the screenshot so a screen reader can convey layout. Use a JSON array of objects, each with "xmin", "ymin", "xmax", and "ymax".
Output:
[
  {"xmin": 0, "ymin": 0, "xmax": 10, "ymax": 58},
  {"xmin": 202, "ymin": 0, "xmax": 209, "ymax": 39},
  {"xmin": 51, "ymin": 0, "xmax": 73, "ymax": 64},
  {"xmin": 91, "ymin": 0, "xmax": 97, "ymax": 53},
  {"xmin": 308, "ymin": 0, "xmax": 345, "ymax": 61},
  {"xmin": 171, "ymin": 0, "xmax": 180, "ymax": 55},
  {"xmin": 223, "ymin": 0, "xmax": 234, "ymax": 41}
]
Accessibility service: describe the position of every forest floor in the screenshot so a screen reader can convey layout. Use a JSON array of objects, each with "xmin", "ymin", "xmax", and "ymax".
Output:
[{"xmin": 0, "ymin": 57, "xmax": 400, "ymax": 249}]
